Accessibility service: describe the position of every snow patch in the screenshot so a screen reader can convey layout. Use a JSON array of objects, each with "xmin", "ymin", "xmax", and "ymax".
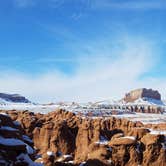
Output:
[
  {"xmin": 149, "ymin": 130, "xmax": 166, "ymax": 135},
  {"xmin": 0, "ymin": 112, "xmax": 9, "ymax": 117},
  {"xmin": 22, "ymin": 135, "xmax": 33, "ymax": 143},
  {"xmin": 17, "ymin": 153, "xmax": 43, "ymax": 166},
  {"xmin": 13, "ymin": 121, "xmax": 21, "ymax": 126},
  {"xmin": 26, "ymin": 144, "xmax": 35, "ymax": 155},
  {"xmin": 95, "ymin": 135, "xmax": 109, "ymax": 145},
  {"xmin": 0, "ymin": 136, "xmax": 25, "ymax": 146},
  {"xmin": 0, "ymin": 126, "xmax": 18, "ymax": 131},
  {"xmin": 63, "ymin": 154, "xmax": 72, "ymax": 158},
  {"xmin": 161, "ymin": 143, "xmax": 166, "ymax": 149},
  {"xmin": 47, "ymin": 151, "xmax": 55, "ymax": 156},
  {"xmin": 79, "ymin": 162, "xmax": 86, "ymax": 166},
  {"xmin": 122, "ymin": 136, "xmax": 136, "ymax": 140}
]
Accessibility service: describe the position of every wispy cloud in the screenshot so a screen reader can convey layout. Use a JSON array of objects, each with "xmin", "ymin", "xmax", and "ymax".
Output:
[
  {"xmin": 0, "ymin": 35, "xmax": 162, "ymax": 103},
  {"xmin": 7, "ymin": 0, "xmax": 166, "ymax": 102}
]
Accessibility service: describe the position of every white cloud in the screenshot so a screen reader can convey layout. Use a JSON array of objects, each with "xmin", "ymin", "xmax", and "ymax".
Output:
[
  {"xmin": 9, "ymin": 1, "xmax": 165, "ymax": 102},
  {"xmin": 0, "ymin": 36, "xmax": 163, "ymax": 103}
]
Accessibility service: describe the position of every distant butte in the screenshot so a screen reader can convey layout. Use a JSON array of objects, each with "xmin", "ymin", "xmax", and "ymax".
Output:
[
  {"xmin": 0, "ymin": 93, "xmax": 31, "ymax": 103},
  {"xmin": 124, "ymin": 88, "xmax": 161, "ymax": 102}
]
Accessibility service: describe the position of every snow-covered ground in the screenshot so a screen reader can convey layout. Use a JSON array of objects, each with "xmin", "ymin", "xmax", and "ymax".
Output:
[
  {"xmin": 112, "ymin": 113, "xmax": 166, "ymax": 124},
  {"xmin": 125, "ymin": 97, "xmax": 165, "ymax": 106},
  {"xmin": 93, "ymin": 97, "xmax": 166, "ymax": 107},
  {"xmin": 0, "ymin": 103, "xmax": 60, "ymax": 114},
  {"xmin": 0, "ymin": 97, "xmax": 166, "ymax": 125}
]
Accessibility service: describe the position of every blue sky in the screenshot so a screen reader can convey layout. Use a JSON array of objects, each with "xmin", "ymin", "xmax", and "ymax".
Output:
[{"xmin": 0, "ymin": 0, "xmax": 166, "ymax": 102}]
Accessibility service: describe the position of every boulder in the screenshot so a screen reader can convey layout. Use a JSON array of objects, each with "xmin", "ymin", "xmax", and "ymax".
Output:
[
  {"xmin": 0, "ymin": 112, "xmax": 37, "ymax": 165},
  {"xmin": 128, "ymin": 127, "xmax": 150, "ymax": 140},
  {"xmin": 109, "ymin": 136, "xmax": 136, "ymax": 146},
  {"xmin": 141, "ymin": 134, "xmax": 166, "ymax": 166}
]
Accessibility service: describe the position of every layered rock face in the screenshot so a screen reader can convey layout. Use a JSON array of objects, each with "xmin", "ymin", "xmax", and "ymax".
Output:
[
  {"xmin": 124, "ymin": 88, "xmax": 161, "ymax": 102},
  {"xmin": 0, "ymin": 112, "xmax": 39, "ymax": 165},
  {"xmin": 2, "ymin": 109, "xmax": 166, "ymax": 166},
  {"xmin": 0, "ymin": 93, "xmax": 30, "ymax": 103},
  {"xmin": 126, "ymin": 105, "xmax": 164, "ymax": 114}
]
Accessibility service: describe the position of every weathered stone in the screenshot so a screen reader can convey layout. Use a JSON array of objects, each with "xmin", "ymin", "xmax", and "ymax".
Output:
[{"xmin": 124, "ymin": 88, "xmax": 161, "ymax": 102}]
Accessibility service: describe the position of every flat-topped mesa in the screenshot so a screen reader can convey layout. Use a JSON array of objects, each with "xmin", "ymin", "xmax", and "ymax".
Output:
[
  {"xmin": 124, "ymin": 88, "xmax": 161, "ymax": 102},
  {"xmin": 0, "ymin": 93, "xmax": 31, "ymax": 103}
]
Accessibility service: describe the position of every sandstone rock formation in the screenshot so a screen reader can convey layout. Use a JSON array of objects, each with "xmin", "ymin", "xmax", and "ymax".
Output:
[
  {"xmin": 0, "ymin": 109, "xmax": 165, "ymax": 166},
  {"xmin": 0, "ymin": 93, "xmax": 31, "ymax": 103},
  {"xmin": 141, "ymin": 134, "xmax": 166, "ymax": 166},
  {"xmin": 0, "ymin": 113, "xmax": 39, "ymax": 165},
  {"xmin": 124, "ymin": 88, "xmax": 161, "ymax": 102}
]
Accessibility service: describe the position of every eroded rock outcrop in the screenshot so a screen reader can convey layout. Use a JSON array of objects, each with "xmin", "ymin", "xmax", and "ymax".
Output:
[
  {"xmin": 141, "ymin": 133, "xmax": 166, "ymax": 166},
  {"xmin": 0, "ymin": 93, "xmax": 30, "ymax": 103},
  {"xmin": 1, "ymin": 109, "xmax": 165, "ymax": 166},
  {"xmin": 124, "ymin": 88, "xmax": 161, "ymax": 102},
  {"xmin": 121, "ymin": 88, "xmax": 164, "ymax": 114},
  {"xmin": 0, "ymin": 113, "xmax": 39, "ymax": 165}
]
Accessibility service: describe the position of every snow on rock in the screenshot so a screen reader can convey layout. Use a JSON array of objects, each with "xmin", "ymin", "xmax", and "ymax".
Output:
[
  {"xmin": 56, "ymin": 154, "xmax": 73, "ymax": 162},
  {"xmin": 122, "ymin": 136, "xmax": 136, "ymax": 140},
  {"xmin": 109, "ymin": 135, "xmax": 137, "ymax": 146},
  {"xmin": 63, "ymin": 154, "xmax": 72, "ymax": 158},
  {"xmin": 0, "ymin": 112, "xmax": 9, "ymax": 117},
  {"xmin": 22, "ymin": 135, "xmax": 33, "ymax": 144},
  {"xmin": 0, "ymin": 159, "xmax": 8, "ymax": 165},
  {"xmin": 95, "ymin": 135, "xmax": 109, "ymax": 145},
  {"xmin": 13, "ymin": 121, "xmax": 21, "ymax": 126},
  {"xmin": 47, "ymin": 151, "xmax": 55, "ymax": 156},
  {"xmin": 0, "ymin": 136, "xmax": 25, "ymax": 146},
  {"xmin": 0, "ymin": 110, "xmax": 41, "ymax": 166},
  {"xmin": 107, "ymin": 159, "xmax": 112, "ymax": 164},
  {"xmin": 0, "ymin": 126, "xmax": 18, "ymax": 131},
  {"xmin": 112, "ymin": 113, "xmax": 166, "ymax": 124},
  {"xmin": 79, "ymin": 161, "xmax": 86, "ymax": 166},
  {"xmin": 149, "ymin": 129, "xmax": 166, "ymax": 135},
  {"xmin": 161, "ymin": 143, "xmax": 166, "ymax": 150},
  {"xmin": 17, "ymin": 153, "xmax": 43, "ymax": 166},
  {"xmin": 126, "ymin": 97, "xmax": 165, "ymax": 106},
  {"xmin": 0, "ymin": 103, "xmax": 60, "ymax": 114},
  {"xmin": 66, "ymin": 160, "xmax": 74, "ymax": 164},
  {"xmin": 107, "ymin": 147, "xmax": 112, "ymax": 152},
  {"xmin": 26, "ymin": 144, "xmax": 35, "ymax": 155},
  {"xmin": 0, "ymin": 93, "xmax": 31, "ymax": 103}
]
